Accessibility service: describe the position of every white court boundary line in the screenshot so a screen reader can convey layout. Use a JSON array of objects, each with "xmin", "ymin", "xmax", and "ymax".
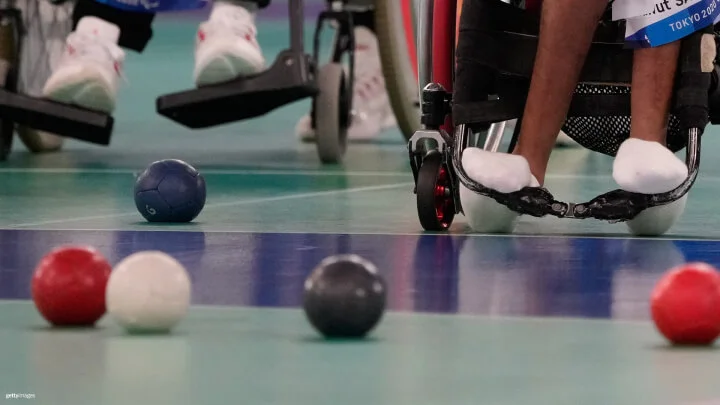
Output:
[
  {"xmin": 0, "ymin": 167, "xmax": 410, "ymax": 177},
  {"xmin": 0, "ymin": 299, "xmax": 649, "ymax": 326},
  {"xmin": 5, "ymin": 182, "xmax": 412, "ymax": 228},
  {"xmin": 5, "ymin": 166, "xmax": 720, "ymax": 182},
  {"xmin": 3, "ymin": 168, "xmax": 719, "ymax": 240}
]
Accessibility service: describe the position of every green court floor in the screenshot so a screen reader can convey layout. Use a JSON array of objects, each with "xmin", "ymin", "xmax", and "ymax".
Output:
[
  {"xmin": 1, "ymin": 301, "xmax": 719, "ymax": 405},
  {"xmin": 2, "ymin": 19, "xmax": 719, "ymax": 238}
]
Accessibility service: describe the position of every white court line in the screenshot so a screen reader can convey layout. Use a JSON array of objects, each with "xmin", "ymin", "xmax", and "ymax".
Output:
[
  {"xmin": 0, "ymin": 299, "xmax": 649, "ymax": 326},
  {"xmin": 0, "ymin": 167, "xmax": 409, "ymax": 177},
  {"xmin": 4, "ymin": 166, "xmax": 720, "ymax": 182},
  {"xmin": 6, "ymin": 182, "xmax": 412, "ymax": 228}
]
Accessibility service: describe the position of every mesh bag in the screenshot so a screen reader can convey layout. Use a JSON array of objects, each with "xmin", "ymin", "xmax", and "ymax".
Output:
[{"xmin": 561, "ymin": 84, "xmax": 685, "ymax": 157}]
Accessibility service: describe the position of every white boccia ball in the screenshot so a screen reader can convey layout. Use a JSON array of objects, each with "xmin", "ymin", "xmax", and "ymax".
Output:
[{"xmin": 106, "ymin": 251, "xmax": 191, "ymax": 333}]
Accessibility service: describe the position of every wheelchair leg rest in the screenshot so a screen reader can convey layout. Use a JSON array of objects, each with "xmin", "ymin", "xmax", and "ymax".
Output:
[
  {"xmin": 0, "ymin": 90, "xmax": 113, "ymax": 145},
  {"xmin": 156, "ymin": 50, "xmax": 319, "ymax": 129}
]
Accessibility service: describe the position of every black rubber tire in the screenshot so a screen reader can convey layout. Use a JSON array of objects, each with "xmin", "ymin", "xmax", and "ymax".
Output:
[
  {"xmin": 375, "ymin": 0, "xmax": 420, "ymax": 141},
  {"xmin": 314, "ymin": 63, "xmax": 349, "ymax": 164},
  {"xmin": 417, "ymin": 151, "xmax": 456, "ymax": 231}
]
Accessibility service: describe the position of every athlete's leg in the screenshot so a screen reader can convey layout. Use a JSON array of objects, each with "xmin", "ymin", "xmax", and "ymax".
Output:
[
  {"xmin": 296, "ymin": 7, "xmax": 396, "ymax": 143},
  {"xmin": 511, "ymin": 0, "xmax": 608, "ymax": 184},
  {"xmin": 613, "ymin": 43, "xmax": 688, "ymax": 236},
  {"xmin": 460, "ymin": 0, "xmax": 606, "ymax": 233}
]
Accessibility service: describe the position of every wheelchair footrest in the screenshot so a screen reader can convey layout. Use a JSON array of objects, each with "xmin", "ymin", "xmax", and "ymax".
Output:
[
  {"xmin": 0, "ymin": 90, "xmax": 113, "ymax": 145},
  {"xmin": 156, "ymin": 50, "xmax": 318, "ymax": 129}
]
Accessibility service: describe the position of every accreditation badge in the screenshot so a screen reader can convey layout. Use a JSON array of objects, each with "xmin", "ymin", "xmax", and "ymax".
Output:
[{"xmin": 613, "ymin": 0, "xmax": 720, "ymax": 48}]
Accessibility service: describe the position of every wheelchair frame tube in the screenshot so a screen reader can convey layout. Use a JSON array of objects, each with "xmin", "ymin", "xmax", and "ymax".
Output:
[
  {"xmin": 417, "ymin": 0, "xmax": 433, "ymax": 107},
  {"xmin": 289, "ymin": 0, "xmax": 305, "ymax": 53},
  {"xmin": 483, "ymin": 122, "xmax": 505, "ymax": 152}
]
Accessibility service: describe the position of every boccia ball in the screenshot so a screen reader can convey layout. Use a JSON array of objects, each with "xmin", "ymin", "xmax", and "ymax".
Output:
[
  {"xmin": 31, "ymin": 246, "xmax": 112, "ymax": 327},
  {"xmin": 106, "ymin": 251, "xmax": 191, "ymax": 333},
  {"xmin": 303, "ymin": 255, "xmax": 386, "ymax": 338},
  {"xmin": 134, "ymin": 159, "xmax": 206, "ymax": 223},
  {"xmin": 651, "ymin": 262, "xmax": 720, "ymax": 345}
]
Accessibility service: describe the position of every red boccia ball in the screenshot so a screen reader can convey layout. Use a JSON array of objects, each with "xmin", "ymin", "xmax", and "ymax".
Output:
[
  {"xmin": 651, "ymin": 263, "xmax": 720, "ymax": 345},
  {"xmin": 31, "ymin": 246, "xmax": 112, "ymax": 326}
]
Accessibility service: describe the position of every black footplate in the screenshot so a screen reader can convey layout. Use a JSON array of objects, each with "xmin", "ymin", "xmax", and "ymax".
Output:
[
  {"xmin": 156, "ymin": 50, "xmax": 318, "ymax": 129},
  {"xmin": 0, "ymin": 89, "xmax": 113, "ymax": 145}
]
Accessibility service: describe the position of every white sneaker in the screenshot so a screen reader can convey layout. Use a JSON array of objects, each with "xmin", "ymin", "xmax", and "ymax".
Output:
[
  {"xmin": 194, "ymin": 1, "xmax": 265, "ymax": 87},
  {"xmin": 297, "ymin": 26, "xmax": 396, "ymax": 143},
  {"xmin": 42, "ymin": 16, "xmax": 124, "ymax": 113}
]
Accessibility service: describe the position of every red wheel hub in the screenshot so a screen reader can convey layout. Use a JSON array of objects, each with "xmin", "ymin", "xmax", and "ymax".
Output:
[{"xmin": 434, "ymin": 166, "xmax": 453, "ymax": 227}]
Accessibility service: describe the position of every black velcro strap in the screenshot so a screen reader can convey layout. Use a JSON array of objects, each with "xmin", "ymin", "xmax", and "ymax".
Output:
[
  {"xmin": 459, "ymin": 29, "xmax": 633, "ymax": 84},
  {"xmin": 456, "ymin": 0, "xmax": 632, "ymax": 84},
  {"xmin": 452, "ymin": 93, "xmax": 632, "ymax": 125}
]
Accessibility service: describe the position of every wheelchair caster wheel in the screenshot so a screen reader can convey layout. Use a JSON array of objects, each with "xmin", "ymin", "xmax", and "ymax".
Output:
[
  {"xmin": 314, "ymin": 63, "xmax": 349, "ymax": 164},
  {"xmin": 416, "ymin": 151, "xmax": 455, "ymax": 231}
]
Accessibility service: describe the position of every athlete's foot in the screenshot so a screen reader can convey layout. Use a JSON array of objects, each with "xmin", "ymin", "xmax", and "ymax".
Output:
[
  {"xmin": 459, "ymin": 148, "xmax": 539, "ymax": 233},
  {"xmin": 296, "ymin": 26, "xmax": 395, "ymax": 143},
  {"xmin": 613, "ymin": 138, "xmax": 688, "ymax": 236},
  {"xmin": 42, "ymin": 16, "xmax": 124, "ymax": 113},
  {"xmin": 194, "ymin": 1, "xmax": 265, "ymax": 87}
]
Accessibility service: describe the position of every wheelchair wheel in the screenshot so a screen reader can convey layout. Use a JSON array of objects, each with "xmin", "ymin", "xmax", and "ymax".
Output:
[
  {"xmin": 314, "ymin": 63, "xmax": 350, "ymax": 164},
  {"xmin": 15, "ymin": 0, "xmax": 72, "ymax": 153},
  {"xmin": 375, "ymin": 0, "xmax": 420, "ymax": 141},
  {"xmin": 0, "ymin": 9, "xmax": 19, "ymax": 161},
  {"xmin": 417, "ymin": 151, "xmax": 455, "ymax": 231}
]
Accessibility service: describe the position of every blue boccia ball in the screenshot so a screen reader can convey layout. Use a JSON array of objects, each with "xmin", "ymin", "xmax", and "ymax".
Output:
[{"xmin": 134, "ymin": 159, "xmax": 206, "ymax": 222}]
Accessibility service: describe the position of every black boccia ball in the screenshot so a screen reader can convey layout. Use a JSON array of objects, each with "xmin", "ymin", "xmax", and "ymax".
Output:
[{"xmin": 303, "ymin": 255, "xmax": 386, "ymax": 338}]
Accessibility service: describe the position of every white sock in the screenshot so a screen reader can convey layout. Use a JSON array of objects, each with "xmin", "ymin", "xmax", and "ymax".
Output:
[
  {"xmin": 75, "ymin": 16, "xmax": 120, "ymax": 44},
  {"xmin": 460, "ymin": 148, "xmax": 538, "ymax": 233},
  {"xmin": 612, "ymin": 138, "xmax": 688, "ymax": 236},
  {"xmin": 462, "ymin": 148, "xmax": 532, "ymax": 193}
]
